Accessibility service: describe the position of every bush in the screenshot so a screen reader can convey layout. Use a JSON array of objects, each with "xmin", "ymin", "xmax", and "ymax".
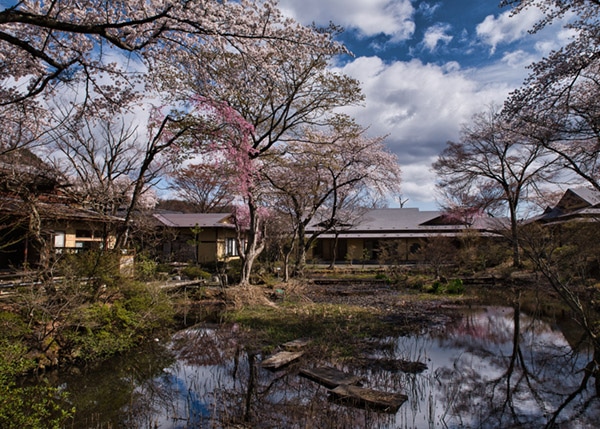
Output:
[
  {"xmin": 446, "ymin": 278, "xmax": 465, "ymax": 294},
  {"xmin": 65, "ymin": 281, "xmax": 174, "ymax": 362},
  {"xmin": 135, "ymin": 255, "xmax": 158, "ymax": 281},
  {"xmin": 422, "ymin": 280, "xmax": 442, "ymax": 294},
  {"xmin": 0, "ymin": 311, "xmax": 30, "ymax": 340},
  {"xmin": 181, "ymin": 265, "xmax": 211, "ymax": 280},
  {"xmin": 405, "ymin": 274, "xmax": 432, "ymax": 290},
  {"xmin": 420, "ymin": 278, "xmax": 464, "ymax": 295},
  {"xmin": 57, "ymin": 250, "xmax": 122, "ymax": 291},
  {"xmin": 156, "ymin": 263, "xmax": 172, "ymax": 274},
  {"xmin": 0, "ymin": 341, "xmax": 74, "ymax": 429},
  {"xmin": 374, "ymin": 273, "xmax": 391, "ymax": 283}
]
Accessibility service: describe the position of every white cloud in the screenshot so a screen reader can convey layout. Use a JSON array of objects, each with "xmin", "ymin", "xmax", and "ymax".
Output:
[
  {"xmin": 417, "ymin": 1, "xmax": 441, "ymax": 18},
  {"xmin": 422, "ymin": 23, "xmax": 453, "ymax": 52},
  {"xmin": 476, "ymin": 7, "xmax": 544, "ymax": 54},
  {"xmin": 277, "ymin": 1, "xmax": 562, "ymax": 209},
  {"xmin": 534, "ymin": 26, "xmax": 577, "ymax": 55},
  {"xmin": 331, "ymin": 56, "xmax": 516, "ymax": 208},
  {"xmin": 500, "ymin": 49, "xmax": 534, "ymax": 69},
  {"xmin": 277, "ymin": 0, "xmax": 416, "ymax": 41}
]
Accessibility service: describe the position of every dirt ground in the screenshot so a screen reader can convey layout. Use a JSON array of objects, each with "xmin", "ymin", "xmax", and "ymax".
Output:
[{"xmin": 289, "ymin": 280, "xmax": 463, "ymax": 332}]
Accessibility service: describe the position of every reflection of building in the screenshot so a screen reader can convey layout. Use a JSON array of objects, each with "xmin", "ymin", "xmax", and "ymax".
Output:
[
  {"xmin": 0, "ymin": 149, "xmax": 122, "ymax": 271},
  {"xmin": 307, "ymin": 208, "xmax": 502, "ymax": 264},
  {"xmin": 153, "ymin": 213, "xmax": 240, "ymax": 264}
]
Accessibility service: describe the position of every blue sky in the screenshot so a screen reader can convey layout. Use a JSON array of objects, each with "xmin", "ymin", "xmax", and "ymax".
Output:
[
  {"xmin": 0, "ymin": 0, "xmax": 570, "ymax": 210},
  {"xmin": 278, "ymin": 0, "xmax": 572, "ymax": 210}
]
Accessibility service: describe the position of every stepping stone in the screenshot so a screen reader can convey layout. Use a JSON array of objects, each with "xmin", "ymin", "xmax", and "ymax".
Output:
[
  {"xmin": 261, "ymin": 351, "xmax": 304, "ymax": 369},
  {"xmin": 282, "ymin": 338, "xmax": 311, "ymax": 351},
  {"xmin": 299, "ymin": 366, "xmax": 361, "ymax": 388},
  {"xmin": 329, "ymin": 384, "xmax": 408, "ymax": 413}
]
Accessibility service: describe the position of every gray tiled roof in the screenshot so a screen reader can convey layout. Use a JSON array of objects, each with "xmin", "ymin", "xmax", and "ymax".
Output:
[
  {"xmin": 566, "ymin": 187, "xmax": 600, "ymax": 207},
  {"xmin": 534, "ymin": 187, "xmax": 600, "ymax": 224},
  {"xmin": 347, "ymin": 208, "xmax": 441, "ymax": 231},
  {"xmin": 307, "ymin": 208, "xmax": 503, "ymax": 238},
  {"xmin": 153, "ymin": 213, "xmax": 234, "ymax": 228}
]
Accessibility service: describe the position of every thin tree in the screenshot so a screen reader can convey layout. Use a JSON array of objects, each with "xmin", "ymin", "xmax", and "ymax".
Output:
[
  {"xmin": 433, "ymin": 106, "xmax": 557, "ymax": 267},
  {"xmin": 169, "ymin": 162, "xmax": 236, "ymax": 213},
  {"xmin": 263, "ymin": 121, "xmax": 402, "ymax": 276}
]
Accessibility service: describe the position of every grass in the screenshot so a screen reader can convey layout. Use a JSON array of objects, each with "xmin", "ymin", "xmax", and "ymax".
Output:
[{"xmin": 224, "ymin": 302, "xmax": 394, "ymax": 359}]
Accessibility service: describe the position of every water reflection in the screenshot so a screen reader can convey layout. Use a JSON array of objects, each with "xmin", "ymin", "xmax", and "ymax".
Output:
[{"xmin": 60, "ymin": 304, "xmax": 600, "ymax": 428}]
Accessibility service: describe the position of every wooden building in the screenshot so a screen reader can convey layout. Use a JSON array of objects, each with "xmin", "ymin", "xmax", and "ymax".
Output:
[
  {"xmin": 307, "ymin": 208, "xmax": 502, "ymax": 264},
  {"xmin": 153, "ymin": 213, "xmax": 240, "ymax": 264}
]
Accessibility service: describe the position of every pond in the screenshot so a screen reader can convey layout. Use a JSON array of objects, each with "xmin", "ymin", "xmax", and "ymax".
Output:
[{"xmin": 54, "ymin": 303, "xmax": 599, "ymax": 428}]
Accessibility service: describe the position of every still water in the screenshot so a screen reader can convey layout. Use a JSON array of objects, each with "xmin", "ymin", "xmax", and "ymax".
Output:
[{"xmin": 58, "ymin": 305, "xmax": 600, "ymax": 428}]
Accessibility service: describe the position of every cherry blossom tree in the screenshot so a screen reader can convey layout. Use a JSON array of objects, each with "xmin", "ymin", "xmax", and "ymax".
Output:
[
  {"xmin": 155, "ymin": 7, "xmax": 363, "ymax": 285},
  {"xmin": 1, "ymin": 0, "xmax": 316, "ymax": 107},
  {"xmin": 503, "ymin": 0, "xmax": 600, "ymax": 191},
  {"xmin": 1, "ymin": 0, "xmax": 342, "ymax": 157},
  {"xmin": 2, "ymin": 0, "xmax": 371, "ymax": 285},
  {"xmin": 263, "ymin": 120, "xmax": 402, "ymax": 276}
]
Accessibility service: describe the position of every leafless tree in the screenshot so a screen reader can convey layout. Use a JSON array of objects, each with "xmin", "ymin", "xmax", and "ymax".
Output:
[
  {"xmin": 433, "ymin": 105, "xmax": 558, "ymax": 266},
  {"xmin": 169, "ymin": 163, "xmax": 235, "ymax": 213}
]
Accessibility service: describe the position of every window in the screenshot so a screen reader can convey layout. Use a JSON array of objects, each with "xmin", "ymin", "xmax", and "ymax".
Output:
[
  {"xmin": 53, "ymin": 232, "xmax": 65, "ymax": 248},
  {"xmin": 54, "ymin": 232, "xmax": 65, "ymax": 254},
  {"xmin": 410, "ymin": 243, "xmax": 421, "ymax": 254},
  {"xmin": 226, "ymin": 238, "xmax": 238, "ymax": 256}
]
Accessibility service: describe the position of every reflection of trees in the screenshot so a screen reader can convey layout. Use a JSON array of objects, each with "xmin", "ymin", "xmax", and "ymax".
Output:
[
  {"xmin": 55, "ymin": 342, "xmax": 175, "ymax": 428},
  {"xmin": 55, "ymin": 315, "xmax": 600, "ymax": 428},
  {"xmin": 434, "ymin": 295, "xmax": 599, "ymax": 428},
  {"xmin": 163, "ymin": 325, "xmax": 410, "ymax": 428}
]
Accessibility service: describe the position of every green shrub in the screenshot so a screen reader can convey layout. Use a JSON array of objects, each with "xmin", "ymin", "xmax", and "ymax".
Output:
[
  {"xmin": 0, "ymin": 341, "xmax": 74, "ymax": 429},
  {"xmin": 135, "ymin": 255, "xmax": 158, "ymax": 281},
  {"xmin": 446, "ymin": 278, "xmax": 465, "ymax": 294},
  {"xmin": 65, "ymin": 282, "xmax": 174, "ymax": 361},
  {"xmin": 375, "ymin": 273, "xmax": 391, "ymax": 283},
  {"xmin": 182, "ymin": 265, "xmax": 211, "ymax": 280},
  {"xmin": 57, "ymin": 250, "xmax": 122, "ymax": 289},
  {"xmin": 0, "ymin": 312, "xmax": 30, "ymax": 340},
  {"xmin": 422, "ymin": 280, "xmax": 442, "ymax": 294}
]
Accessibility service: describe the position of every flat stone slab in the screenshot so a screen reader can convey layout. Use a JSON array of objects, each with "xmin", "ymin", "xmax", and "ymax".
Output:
[
  {"xmin": 299, "ymin": 366, "xmax": 361, "ymax": 388},
  {"xmin": 330, "ymin": 384, "xmax": 408, "ymax": 413},
  {"xmin": 282, "ymin": 338, "xmax": 311, "ymax": 351},
  {"xmin": 261, "ymin": 351, "xmax": 304, "ymax": 369}
]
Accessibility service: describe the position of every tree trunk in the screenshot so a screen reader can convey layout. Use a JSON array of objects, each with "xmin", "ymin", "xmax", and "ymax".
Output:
[
  {"xmin": 295, "ymin": 224, "xmax": 307, "ymax": 277},
  {"xmin": 238, "ymin": 198, "xmax": 266, "ymax": 286},
  {"xmin": 281, "ymin": 231, "xmax": 297, "ymax": 282},
  {"xmin": 509, "ymin": 203, "xmax": 521, "ymax": 267},
  {"xmin": 328, "ymin": 231, "xmax": 340, "ymax": 269}
]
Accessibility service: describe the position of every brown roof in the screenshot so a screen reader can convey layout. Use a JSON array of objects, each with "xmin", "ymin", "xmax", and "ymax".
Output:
[
  {"xmin": 0, "ymin": 148, "xmax": 67, "ymax": 194},
  {"xmin": 534, "ymin": 187, "xmax": 600, "ymax": 224},
  {"xmin": 0, "ymin": 197, "xmax": 123, "ymax": 223}
]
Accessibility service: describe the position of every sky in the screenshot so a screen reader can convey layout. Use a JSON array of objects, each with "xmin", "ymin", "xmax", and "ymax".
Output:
[{"xmin": 277, "ymin": 0, "xmax": 573, "ymax": 211}]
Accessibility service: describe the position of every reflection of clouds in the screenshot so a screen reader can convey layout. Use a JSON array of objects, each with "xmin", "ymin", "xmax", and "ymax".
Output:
[
  {"xmin": 399, "ymin": 306, "xmax": 598, "ymax": 428},
  {"xmin": 91, "ymin": 311, "xmax": 598, "ymax": 428}
]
